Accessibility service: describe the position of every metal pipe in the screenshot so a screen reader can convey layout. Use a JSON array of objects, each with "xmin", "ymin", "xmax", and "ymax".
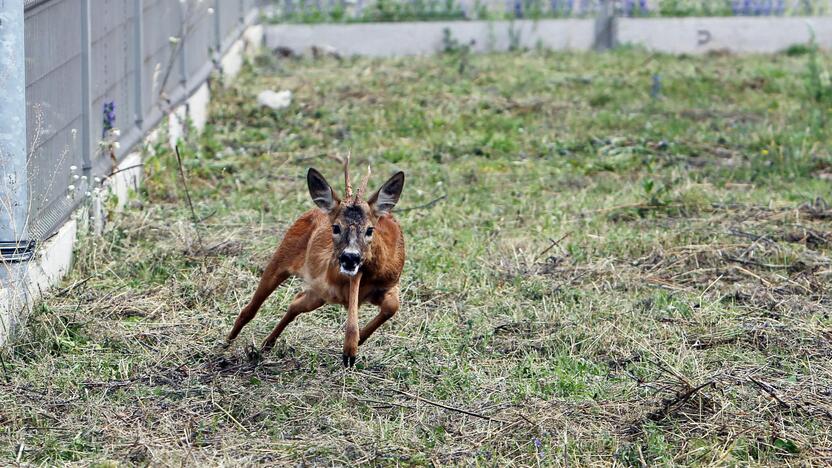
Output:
[
  {"xmin": 80, "ymin": 0, "xmax": 93, "ymax": 179},
  {"xmin": 213, "ymin": 0, "xmax": 221, "ymax": 55},
  {"xmin": 593, "ymin": 0, "xmax": 616, "ymax": 51},
  {"xmin": 0, "ymin": 0, "xmax": 31, "ymax": 340},
  {"xmin": 178, "ymin": 0, "xmax": 188, "ymax": 87},
  {"xmin": 0, "ymin": 0, "xmax": 30, "ymax": 255},
  {"xmin": 134, "ymin": 0, "xmax": 144, "ymax": 130}
]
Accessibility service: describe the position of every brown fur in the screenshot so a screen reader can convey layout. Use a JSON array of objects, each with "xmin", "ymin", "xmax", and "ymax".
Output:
[{"xmin": 226, "ymin": 169, "xmax": 406, "ymax": 367}]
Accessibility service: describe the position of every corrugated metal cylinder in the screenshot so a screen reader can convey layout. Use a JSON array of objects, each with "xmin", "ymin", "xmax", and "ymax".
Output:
[{"xmin": 0, "ymin": 1, "xmax": 29, "ymax": 247}]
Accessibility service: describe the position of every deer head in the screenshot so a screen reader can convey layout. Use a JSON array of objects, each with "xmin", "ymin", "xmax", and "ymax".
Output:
[{"xmin": 306, "ymin": 159, "xmax": 405, "ymax": 277}]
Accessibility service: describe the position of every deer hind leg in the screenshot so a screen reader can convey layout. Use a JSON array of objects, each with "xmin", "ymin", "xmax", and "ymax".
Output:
[
  {"xmin": 261, "ymin": 290, "xmax": 324, "ymax": 352},
  {"xmin": 227, "ymin": 211, "xmax": 318, "ymax": 344},
  {"xmin": 227, "ymin": 256, "xmax": 292, "ymax": 342},
  {"xmin": 358, "ymin": 289, "xmax": 399, "ymax": 346}
]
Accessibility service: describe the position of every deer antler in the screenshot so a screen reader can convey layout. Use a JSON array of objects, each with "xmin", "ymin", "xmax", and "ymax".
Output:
[
  {"xmin": 355, "ymin": 164, "xmax": 372, "ymax": 201},
  {"xmin": 344, "ymin": 150, "xmax": 353, "ymax": 199}
]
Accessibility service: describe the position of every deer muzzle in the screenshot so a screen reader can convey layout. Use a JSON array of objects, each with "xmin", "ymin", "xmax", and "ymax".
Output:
[{"xmin": 338, "ymin": 250, "xmax": 362, "ymax": 276}]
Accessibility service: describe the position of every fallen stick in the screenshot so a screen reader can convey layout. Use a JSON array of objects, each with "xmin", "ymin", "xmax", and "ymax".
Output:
[
  {"xmin": 391, "ymin": 388, "xmax": 509, "ymax": 424},
  {"xmin": 174, "ymin": 145, "xmax": 203, "ymax": 248},
  {"xmin": 396, "ymin": 194, "xmax": 447, "ymax": 213}
]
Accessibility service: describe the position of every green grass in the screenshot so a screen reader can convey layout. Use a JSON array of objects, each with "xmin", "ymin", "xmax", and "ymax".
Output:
[{"xmin": 2, "ymin": 48, "xmax": 832, "ymax": 465}]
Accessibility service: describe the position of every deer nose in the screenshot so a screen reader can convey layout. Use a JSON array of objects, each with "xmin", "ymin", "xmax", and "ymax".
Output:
[{"xmin": 339, "ymin": 251, "xmax": 361, "ymax": 269}]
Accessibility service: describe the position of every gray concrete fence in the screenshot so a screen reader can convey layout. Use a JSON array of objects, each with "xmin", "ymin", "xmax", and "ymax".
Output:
[{"xmin": 266, "ymin": 16, "xmax": 832, "ymax": 56}]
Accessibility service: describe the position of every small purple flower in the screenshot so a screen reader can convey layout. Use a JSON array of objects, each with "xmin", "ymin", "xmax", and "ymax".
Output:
[
  {"xmin": 622, "ymin": 0, "xmax": 648, "ymax": 16},
  {"xmin": 732, "ymin": 0, "xmax": 753, "ymax": 15},
  {"xmin": 624, "ymin": 0, "xmax": 647, "ymax": 16},
  {"xmin": 513, "ymin": 0, "xmax": 523, "ymax": 18},
  {"xmin": 774, "ymin": 0, "xmax": 785, "ymax": 15},
  {"xmin": 551, "ymin": 0, "xmax": 575, "ymax": 16},
  {"xmin": 102, "ymin": 101, "xmax": 115, "ymax": 138},
  {"xmin": 533, "ymin": 437, "xmax": 545, "ymax": 458},
  {"xmin": 752, "ymin": 0, "xmax": 764, "ymax": 15},
  {"xmin": 651, "ymin": 73, "xmax": 661, "ymax": 99}
]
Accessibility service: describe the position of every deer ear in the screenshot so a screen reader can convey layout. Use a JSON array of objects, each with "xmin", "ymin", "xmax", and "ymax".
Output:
[
  {"xmin": 307, "ymin": 168, "xmax": 339, "ymax": 212},
  {"xmin": 368, "ymin": 171, "xmax": 405, "ymax": 215}
]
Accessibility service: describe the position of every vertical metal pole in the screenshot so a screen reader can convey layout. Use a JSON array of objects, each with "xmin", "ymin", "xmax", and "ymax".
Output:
[
  {"xmin": 0, "ymin": 1, "xmax": 29, "ymax": 341},
  {"xmin": 213, "ymin": 0, "xmax": 221, "ymax": 55},
  {"xmin": 0, "ymin": 0, "xmax": 29, "ymax": 253},
  {"xmin": 80, "ymin": 0, "xmax": 93, "ymax": 179},
  {"xmin": 133, "ymin": 0, "xmax": 144, "ymax": 130},
  {"xmin": 593, "ymin": 0, "xmax": 615, "ymax": 51},
  {"xmin": 178, "ymin": 0, "xmax": 187, "ymax": 87}
]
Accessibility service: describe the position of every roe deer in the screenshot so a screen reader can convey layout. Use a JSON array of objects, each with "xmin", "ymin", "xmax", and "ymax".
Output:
[{"xmin": 226, "ymin": 156, "xmax": 405, "ymax": 367}]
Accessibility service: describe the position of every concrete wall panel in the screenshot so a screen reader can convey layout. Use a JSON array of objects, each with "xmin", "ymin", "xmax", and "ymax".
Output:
[
  {"xmin": 618, "ymin": 17, "xmax": 832, "ymax": 54},
  {"xmin": 266, "ymin": 20, "xmax": 597, "ymax": 56}
]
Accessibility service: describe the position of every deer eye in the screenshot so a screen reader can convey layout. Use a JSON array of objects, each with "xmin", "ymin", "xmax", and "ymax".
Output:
[
  {"xmin": 332, "ymin": 225, "xmax": 341, "ymax": 235},
  {"xmin": 365, "ymin": 227, "xmax": 374, "ymax": 237}
]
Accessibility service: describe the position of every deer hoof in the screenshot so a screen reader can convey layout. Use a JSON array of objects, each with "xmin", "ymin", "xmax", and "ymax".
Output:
[{"xmin": 342, "ymin": 353, "xmax": 357, "ymax": 368}]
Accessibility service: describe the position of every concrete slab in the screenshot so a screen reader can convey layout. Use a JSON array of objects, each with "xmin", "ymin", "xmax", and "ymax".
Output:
[
  {"xmin": 221, "ymin": 39, "xmax": 246, "ymax": 81},
  {"xmin": 618, "ymin": 17, "xmax": 832, "ymax": 54},
  {"xmin": 267, "ymin": 17, "xmax": 832, "ymax": 57},
  {"xmin": 243, "ymin": 24, "xmax": 265, "ymax": 55},
  {"xmin": 0, "ymin": 217, "xmax": 77, "ymax": 347},
  {"xmin": 187, "ymin": 82, "xmax": 211, "ymax": 133},
  {"xmin": 265, "ymin": 20, "xmax": 596, "ymax": 56}
]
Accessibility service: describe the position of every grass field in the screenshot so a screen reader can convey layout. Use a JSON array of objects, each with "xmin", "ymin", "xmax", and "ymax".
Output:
[{"xmin": 2, "ymin": 47, "xmax": 832, "ymax": 465}]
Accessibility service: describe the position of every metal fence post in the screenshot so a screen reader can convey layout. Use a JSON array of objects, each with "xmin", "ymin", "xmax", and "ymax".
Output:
[
  {"xmin": 213, "ymin": 0, "xmax": 221, "ymax": 55},
  {"xmin": 134, "ymin": 0, "xmax": 144, "ymax": 130},
  {"xmin": 178, "ymin": 0, "xmax": 188, "ymax": 87},
  {"xmin": 0, "ymin": 0, "xmax": 33, "ymax": 268},
  {"xmin": 80, "ymin": 0, "xmax": 93, "ymax": 180},
  {"xmin": 593, "ymin": 0, "xmax": 616, "ymax": 51}
]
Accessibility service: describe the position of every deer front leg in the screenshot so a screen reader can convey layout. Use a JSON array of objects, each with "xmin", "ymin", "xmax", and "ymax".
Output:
[
  {"xmin": 343, "ymin": 272, "xmax": 362, "ymax": 367},
  {"xmin": 227, "ymin": 269, "xmax": 290, "ymax": 343},
  {"xmin": 359, "ymin": 288, "xmax": 399, "ymax": 346}
]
